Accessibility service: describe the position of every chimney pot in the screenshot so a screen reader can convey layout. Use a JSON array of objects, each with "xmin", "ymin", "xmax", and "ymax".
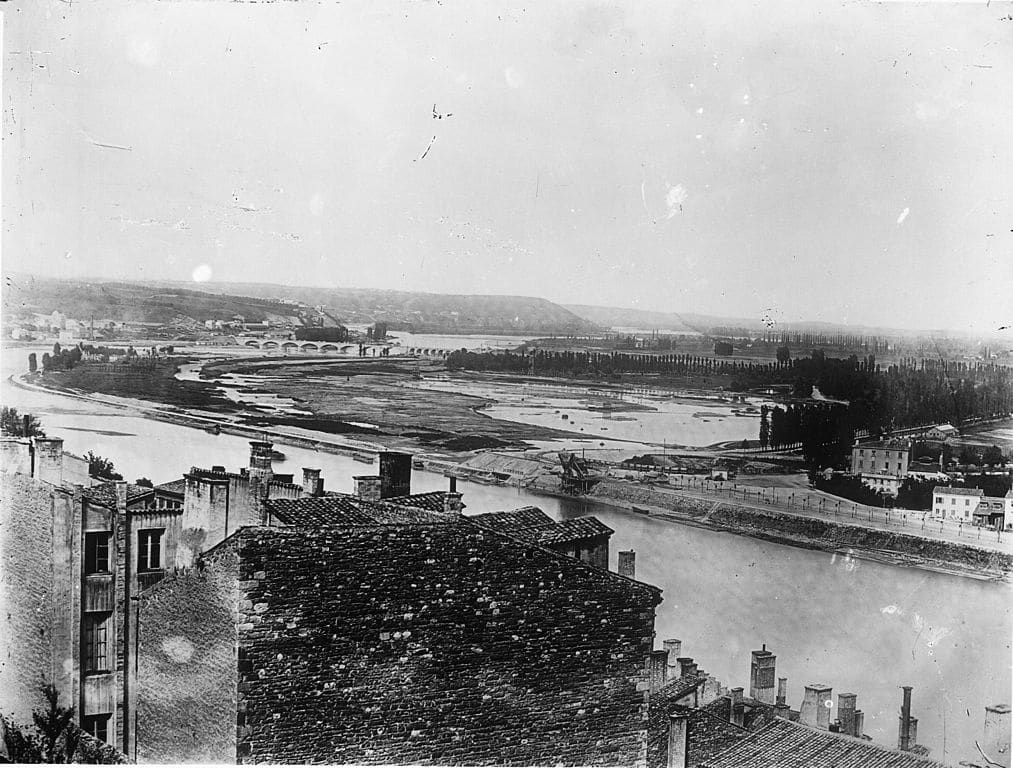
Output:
[
  {"xmin": 618, "ymin": 550, "xmax": 636, "ymax": 579},
  {"xmin": 667, "ymin": 713, "xmax": 689, "ymax": 768}
]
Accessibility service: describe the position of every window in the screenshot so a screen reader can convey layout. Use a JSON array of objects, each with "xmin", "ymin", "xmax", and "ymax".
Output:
[
  {"xmin": 137, "ymin": 529, "xmax": 163, "ymax": 572},
  {"xmin": 936, "ymin": 497, "xmax": 943, "ymax": 504},
  {"xmin": 82, "ymin": 714, "xmax": 110, "ymax": 743},
  {"xmin": 84, "ymin": 532, "xmax": 110, "ymax": 574},
  {"xmin": 896, "ymin": 463, "xmax": 901, "ymax": 471},
  {"xmin": 965, "ymin": 499, "xmax": 970, "ymax": 506},
  {"xmin": 84, "ymin": 613, "xmax": 111, "ymax": 673},
  {"xmin": 858, "ymin": 460, "xmax": 863, "ymax": 469}
]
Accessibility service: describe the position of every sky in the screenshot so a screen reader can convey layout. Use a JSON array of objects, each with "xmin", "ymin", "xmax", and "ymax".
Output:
[{"xmin": 3, "ymin": 0, "xmax": 1012, "ymax": 334}]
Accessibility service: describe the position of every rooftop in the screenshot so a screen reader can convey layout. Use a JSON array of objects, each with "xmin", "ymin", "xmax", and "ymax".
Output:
[
  {"xmin": 468, "ymin": 506, "xmax": 556, "ymax": 531},
  {"xmin": 699, "ymin": 718, "xmax": 948, "ymax": 768},
  {"xmin": 264, "ymin": 495, "xmax": 452, "ymax": 527},
  {"xmin": 154, "ymin": 478, "xmax": 187, "ymax": 497},
  {"xmin": 81, "ymin": 481, "xmax": 154, "ymax": 508},
  {"xmin": 932, "ymin": 486, "xmax": 985, "ymax": 496}
]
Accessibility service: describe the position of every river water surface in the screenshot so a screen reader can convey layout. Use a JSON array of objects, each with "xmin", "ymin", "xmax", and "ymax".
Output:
[{"xmin": 1, "ymin": 344, "xmax": 1009, "ymax": 764}]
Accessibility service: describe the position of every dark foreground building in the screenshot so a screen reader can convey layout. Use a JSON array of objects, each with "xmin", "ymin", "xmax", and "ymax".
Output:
[{"xmin": 134, "ymin": 514, "xmax": 662, "ymax": 765}]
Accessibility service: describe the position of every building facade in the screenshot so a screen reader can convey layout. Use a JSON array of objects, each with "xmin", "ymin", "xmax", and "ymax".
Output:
[{"xmin": 850, "ymin": 439, "xmax": 911, "ymax": 496}]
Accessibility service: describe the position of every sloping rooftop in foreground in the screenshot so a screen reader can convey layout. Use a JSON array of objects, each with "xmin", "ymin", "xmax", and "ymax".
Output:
[
  {"xmin": 264, "ymin": 494, "xmax": 452, "ymax": 526},
  {"xmin": 699, "ymin": 718, "xmax": 948, "ymax": 768}
]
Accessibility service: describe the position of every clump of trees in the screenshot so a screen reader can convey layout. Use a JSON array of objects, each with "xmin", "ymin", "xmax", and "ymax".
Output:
[
  {"xmin": 0, "ymin": 684, "xmax": 124, "ymax": 763},
  {"xmin": 713, "ymin": 341, "xmax": 734, "ymax": 356},
  {"xmin": 86, "ymin": 452, "xmax": 123, "ymax": 481},
  {"xmin": 1, "ymin": 407, "xmax": 46, "ymax": 437}
]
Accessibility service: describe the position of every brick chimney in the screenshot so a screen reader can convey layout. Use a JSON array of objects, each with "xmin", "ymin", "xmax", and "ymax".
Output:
[
  {"xmin": 618, "ymin": 550, "xmax": 636, "ymax": 578},
  {"xmin": 800, "ymin": 684, "xmax": 832, "ymax": 730},
  {"xmin": 663, "ymin": 639, "xmax": 683, "ymax": 680},
  {"xmin": 898, "ymin": 686, "xmax": 914, "ymax": 751},
  {"xmin": 353, "ymin": 475, "xmax": 382, "ymax": 502},
  {"xmin": 677, "ymin": 657, "xmax": 698, "ymax": 679},
  {"xmin": 749, "ymin": 645, "xmax": 776, "ymax": 705},
  {"xmin": 667, "ymin": 712, "xmax": 689, "ymax": 768},
  {"xmin": 649, "ymin": 650, "xmax": 669, "ymax": 692},
  {"xmin": 729, "ymin": 687, "xmax": 745, "ymax": 727},
  {"xmin": 248, "ymin": 441, "xmax": 274, "ymax": 480},
  {"xmin": 443, "ymin": 491, "xmax": 464, "ymax": 515},
  {"xmin": 837, "ymin": 693, "xmax": 858, "ymax": 737},
  {"xmin": 301, "ymin": 468, "xmax": 322, "ymax": 497}
]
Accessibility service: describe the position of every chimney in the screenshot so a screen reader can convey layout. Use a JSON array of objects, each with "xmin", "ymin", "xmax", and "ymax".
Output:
[
  {"xmin": 443, "ymin": 491, "xmax": 464, "ymax": 515},
  {"xmin": 447, "ymin": 475, "xmax": 457, "ymax": 493},
  {"xmin": 301, "ymin": 468, "xmax": 322, "ymax": 497},
  {"xmin": 983, "ymin": 704, "xmax": 1011, "ymax": 768},
  {"xmin": 353, "ymin": 475, "xmax": 382, "ymax": 502},
  {"xmin": 667, "ymin": 712, "xmax": 689, "ymax": 768},
  {"xmin": 837, "ymin": 693, "xmax": 858, "ymax": 737},
  {"xmin": 663, "ymin": 639, "xmax": 683, "ymax": 680},
  {"xmin": 853, "ymin": 711, "xmax": 865, "ymax": 739},
  {"xmin": 775, "ymin": 677, "xmax": 791, "ymax": 718},
  {"xmin": 618, "ymin": 550, "xmax": 636, "ymax": 579},
  {"xmin": 898, "ymin": 686, "xmax": 913, "ymax": 751},
  {"xmin": 379, "ymin": 451, "xmax": 412, "ymax": 498},
  {"xmin": 31, "ymin": 437, "xmax": 65, "ymax": 485},
  {"xmin": 648, "ymin": 650, "xmax": 669, "ymax": 692},
  {"xmin": 749, "ymin": 645, "xmax": 776, "ymax": 705},
  {"xmin": 729, "ymin": 687, "xmax": 745, "ymax": 727},
  {"xmin": 249, "ymin": 441, "xmax": 274, "ymax": 479},
  {"xmin": 800, "ymin": 684, "xmax": 832, "ymax": 730},
  {"xmin": 677, "ymin": 657, "xmax": 698, "ymax": 679},
  {"xmin": 211, "ymin": 465, "xmax": 226, "ymax": 473}
]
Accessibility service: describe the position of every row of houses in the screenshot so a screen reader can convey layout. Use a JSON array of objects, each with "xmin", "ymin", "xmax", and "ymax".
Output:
[{"xmin": 2, "ymin": 435, "xmax": 1009, "ymax": 766}]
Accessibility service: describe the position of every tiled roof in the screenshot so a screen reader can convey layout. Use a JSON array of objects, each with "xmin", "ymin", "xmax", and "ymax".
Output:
[
  {"xmin": 699, "ymin": 718, "xmax": 948, "ymax": 768},
  {"xmin": 932, "ymin": 486, "xmax": 984, "ymax": 496},
  {"xmin": 700, "ymin": 695, "xmax": 780, "ymax": 732},
  {"xmin": 154, "ymin": 478, "xmax": 187, "ymax": 497},
  {"xmin": 383, "ymin": 491, "xmax": 453, "ymax": 513},
  {"xmin": 532, "ymin": 516, "xmax": 614, "ymax": 546},
  {"xmin": 680, "ymin": 705, "xmax": 750, "ymax": 766},
  {"xmin": 468, "ymin": 506, "xmax": 556, "ymax": 532},
  {"xmin": 652, "ymin": 673, "xmax": 707, "ymax": 707},
  {"xmin": 82, "ymin": 482, "xmax": 152, "ymax": 508},
  {"xmin": 265, "ymin": 495, "xmax": 451, "ymax": 527}
]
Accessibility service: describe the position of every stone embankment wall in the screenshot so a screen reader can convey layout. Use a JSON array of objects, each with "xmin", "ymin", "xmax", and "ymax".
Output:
[{"xmin": 591, "ymin": 481, "xmax": 1013, "ymax": 576}]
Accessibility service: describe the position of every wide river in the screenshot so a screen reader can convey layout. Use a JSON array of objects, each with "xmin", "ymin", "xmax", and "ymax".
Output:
[{"xmin": 1, "ymin": 344, "xmax": 1009, "ymax": 764}]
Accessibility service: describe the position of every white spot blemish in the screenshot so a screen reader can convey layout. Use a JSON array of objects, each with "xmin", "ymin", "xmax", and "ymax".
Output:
[
  {"xmin": 127, "ymin": 38, "xmax": 159, "ymax": 68},
  {"xmin": 896, "ymin": 207, "xmax": 910, "ymax": 224},
  {"xmin": 696, "ymin": 107, "xmax": 704, "ymax": 115},
  {"xmin": 161, "ymin": 636, "xmax": 195, "ymax": 663},
  {"xmin": 309, "ymin": 194, "xmax": 325, "ymax": 216},
  {"xmin": 192, "ymin": 264, "xmax": 212, "ymax": 283},
  {"xmin": 664, "ymin": 183, "xmax": 688, "ymax": 219},
  {"xmin": 504, "ymin": 67, "xmax": 523, "ymax": 89}
]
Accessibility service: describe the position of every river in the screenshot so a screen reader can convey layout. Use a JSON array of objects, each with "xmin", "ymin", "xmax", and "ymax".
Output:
[{"xmin": 2, "ymin": 343, "xmax": 1009, "ymax": 764}]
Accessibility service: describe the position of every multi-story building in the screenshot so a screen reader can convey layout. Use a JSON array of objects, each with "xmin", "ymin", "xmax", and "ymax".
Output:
[
  {"xmin": 3, "ymin": 436, "xmax": 650, "ymax": 764},
  {"xmin": 850, "ymin": 439, "xmax": 911, "ymax": 496},
  {"xmin": 932, "ymin": 486, "xmax": 1012, "ymax": 527}
]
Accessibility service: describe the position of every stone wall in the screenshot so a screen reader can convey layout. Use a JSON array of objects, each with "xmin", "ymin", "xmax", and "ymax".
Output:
[
  {"xmin": 231, "ymin": 523, "xmax": 660, "ymax": 766},
  {"xmin": 135, "ymin": 547, "xmax": 241, "ymax": 764},
  {"xmin": 0, "ymin": 473, "xmax": 77, "ymax": 723}
]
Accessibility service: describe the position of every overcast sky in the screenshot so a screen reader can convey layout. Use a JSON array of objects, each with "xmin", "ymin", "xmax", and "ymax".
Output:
[{"xmin": 4, "ymin": 0, "xmax": 1012, "ymax": 333}]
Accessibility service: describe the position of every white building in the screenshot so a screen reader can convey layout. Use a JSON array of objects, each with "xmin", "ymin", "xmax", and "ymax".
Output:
[
  {"xmin": 924, "ymin": 423, "xmax": 958, "ymax": 441},
  {"xmin": 932, "ymin": 486, "xmax": 1013, "ymax": 527},
  {"xmin": 850, "ymin": 439, "xmax": 911, "ymax": 496}
]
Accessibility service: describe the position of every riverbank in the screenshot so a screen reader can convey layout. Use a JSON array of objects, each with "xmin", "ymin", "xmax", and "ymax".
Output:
[{"xmin": 531, "ymin": 477, "xmax": 1012, "ymax": 581}]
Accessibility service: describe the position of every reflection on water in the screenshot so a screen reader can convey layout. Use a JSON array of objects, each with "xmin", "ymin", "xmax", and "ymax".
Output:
[{"xmin": 2, "ymin": 344, "xmax": 1009, "ymax": 763}]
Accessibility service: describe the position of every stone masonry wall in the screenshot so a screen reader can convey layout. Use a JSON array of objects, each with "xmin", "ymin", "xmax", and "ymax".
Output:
[
  {"xmin": 0, "ymin": 473, "xmax": 74, "ymax": 722},
  {"xmin": 233, "ymin": 523, "xmax": 660, "ymax": 766},
  {"xmin": 135, "ymin": 548, "xmax": 241, "ymax": 764}
]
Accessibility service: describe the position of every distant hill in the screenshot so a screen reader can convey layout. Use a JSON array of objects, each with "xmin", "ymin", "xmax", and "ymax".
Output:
[
  {"xmin": 152, "ymin": 280, "xmax": 596, "ymax": 335},
  {"xmin": 563, "ymin": 304, "xmax": 938, "ymax": 339},
  {"xmin": 3, "ymin": 275, "xmax": 597, "ymax": 336},
  {"xmin": 2, "ymin": 276, "xmax": 304, "ymax": 326}
]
